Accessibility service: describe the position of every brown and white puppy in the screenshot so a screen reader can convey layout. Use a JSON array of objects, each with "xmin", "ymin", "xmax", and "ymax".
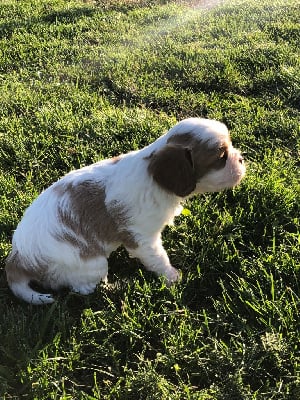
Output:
[{"xmin": 6, "ymin": 118, "xmax": 246, "ymax": 304}]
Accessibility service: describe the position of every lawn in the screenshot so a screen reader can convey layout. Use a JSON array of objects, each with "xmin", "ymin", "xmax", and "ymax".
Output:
[{"xmin": 0, "ymin": 0, "xmax": 299, "ymax": 398}]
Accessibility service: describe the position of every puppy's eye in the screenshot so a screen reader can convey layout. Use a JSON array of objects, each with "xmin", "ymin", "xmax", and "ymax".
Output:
[{"xmin": 220, "ymin": 150, "xmax": 228, "ymax": 161}]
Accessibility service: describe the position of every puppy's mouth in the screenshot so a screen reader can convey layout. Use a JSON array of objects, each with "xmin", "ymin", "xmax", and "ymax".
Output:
[
  {"xmin": 195, "ymin": 159, "xmax": 246, "ymax": 193},
  {"xmin": 210, "ymin": 174, "xmax": 244, "ymax": 189}
]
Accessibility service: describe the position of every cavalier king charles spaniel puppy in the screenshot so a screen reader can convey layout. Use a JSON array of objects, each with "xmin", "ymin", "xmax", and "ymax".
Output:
[{"xmin": 6, "ymin": 118, "xmax": 246, "ymax": 304}]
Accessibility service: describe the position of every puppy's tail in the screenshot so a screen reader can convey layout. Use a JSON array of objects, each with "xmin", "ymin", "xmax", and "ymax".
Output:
[
  {"xmin": 5, "ymin": 251, "xmax": 54, "ymax": 305},
  {"xmin": 9, "ymin": 280, "xmax": 54, "ymax": 305}
]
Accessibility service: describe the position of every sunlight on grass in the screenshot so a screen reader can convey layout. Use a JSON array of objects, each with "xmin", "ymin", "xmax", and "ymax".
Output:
[{"xmin": 0, "ymin": 0, "xmax": 299, "ymax": 398}]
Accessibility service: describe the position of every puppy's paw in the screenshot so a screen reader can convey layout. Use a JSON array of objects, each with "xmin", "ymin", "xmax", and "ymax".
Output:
[
  {"xmin": 71, "ymin": 283, "xmax": 97, "ymax": 295},
  {"xmin": 164, "ymin": 266, "xmax": 181, "ymax": 286}
]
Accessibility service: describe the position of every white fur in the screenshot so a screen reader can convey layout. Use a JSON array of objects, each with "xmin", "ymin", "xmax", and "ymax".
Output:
[{"xmin": 6, "ymin": 118, "xmax": 246, "ymax": 304}]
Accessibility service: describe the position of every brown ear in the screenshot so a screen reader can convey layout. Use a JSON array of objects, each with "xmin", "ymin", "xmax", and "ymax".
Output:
[{"xmin": 147, "ymin": 144, "xmax": 196, "ymax": 197}]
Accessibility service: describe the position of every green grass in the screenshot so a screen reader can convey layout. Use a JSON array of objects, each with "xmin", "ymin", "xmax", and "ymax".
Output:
[{"xmin": 0, "ymin": 0, "xmax": 299, "ymax": 398}]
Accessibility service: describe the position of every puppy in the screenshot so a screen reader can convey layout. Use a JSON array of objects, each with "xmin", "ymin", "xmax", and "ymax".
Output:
[{"xmin": 6, "ymin": 118, "xmax": 246, "ymax": 304}]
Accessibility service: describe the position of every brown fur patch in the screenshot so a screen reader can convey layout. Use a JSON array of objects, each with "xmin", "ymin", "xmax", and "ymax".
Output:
[
  {"xmin": 56, "ymin": 181, "xmax": 138, "ymax": 259},
  {"xmin": 147, "ymin": 145, "xmax": 196, "ymax": 197},
  {"xmin": 168, "ymin": 132, "xmax": 230, "ymax": 179},
  {"xmin": 148, "ymin": 132, "xmax": 230, "ymax": 196}
]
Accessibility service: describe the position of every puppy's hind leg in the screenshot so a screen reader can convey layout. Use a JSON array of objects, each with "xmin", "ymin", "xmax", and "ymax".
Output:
[{"xmin": 69, "ymin": 256, "xmax": 108, "ymax": 295}]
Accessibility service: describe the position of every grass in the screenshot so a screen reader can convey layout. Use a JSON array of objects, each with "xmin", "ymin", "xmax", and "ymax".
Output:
[{"xmin": 0, "ymin": 0, "xmax": 299, "ymax": 398}]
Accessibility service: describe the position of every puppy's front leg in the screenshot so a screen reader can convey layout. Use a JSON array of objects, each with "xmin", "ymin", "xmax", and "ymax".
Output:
[{"xmin": 127, "ymin": 237, "xmax": 180, "ymax": 284}]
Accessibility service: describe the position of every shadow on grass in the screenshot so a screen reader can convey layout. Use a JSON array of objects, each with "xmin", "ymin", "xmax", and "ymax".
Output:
[
  {"xmin": 0, "ymin": 6, "xmax": 96, "ymax": 39},
  {"xmin": 41, "ymin": 7, "xmax": 96, "ymax": 24}
]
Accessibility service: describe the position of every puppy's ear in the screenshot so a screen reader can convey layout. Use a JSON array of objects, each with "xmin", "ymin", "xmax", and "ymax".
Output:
[{"xmin": 148, "ymin": 144, "xmax": 196, "ymax": 197}]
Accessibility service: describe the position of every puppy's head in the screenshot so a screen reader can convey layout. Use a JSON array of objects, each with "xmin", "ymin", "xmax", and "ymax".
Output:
[{"xmin": 148, "ymin": 118, "xmax": 246, "ymax": 197}]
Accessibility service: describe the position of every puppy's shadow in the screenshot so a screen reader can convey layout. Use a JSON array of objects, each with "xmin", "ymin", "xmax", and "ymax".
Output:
[{"xmin": 107, "ymin": 246, "xmax": 142, "ymax": 282}]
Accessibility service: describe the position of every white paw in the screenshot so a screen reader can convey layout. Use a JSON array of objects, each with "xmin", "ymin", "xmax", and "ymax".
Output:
[
  {"xmin": 164, "ymin": 266, "xmax": 181, "ymax": 286},
  {"xmin": 174, "ymin": 205, "xmax": 184, "ymax": 216},
  {"xmin": 71, "ymin": 283, "xmax": 97, "ymax": 295}
]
